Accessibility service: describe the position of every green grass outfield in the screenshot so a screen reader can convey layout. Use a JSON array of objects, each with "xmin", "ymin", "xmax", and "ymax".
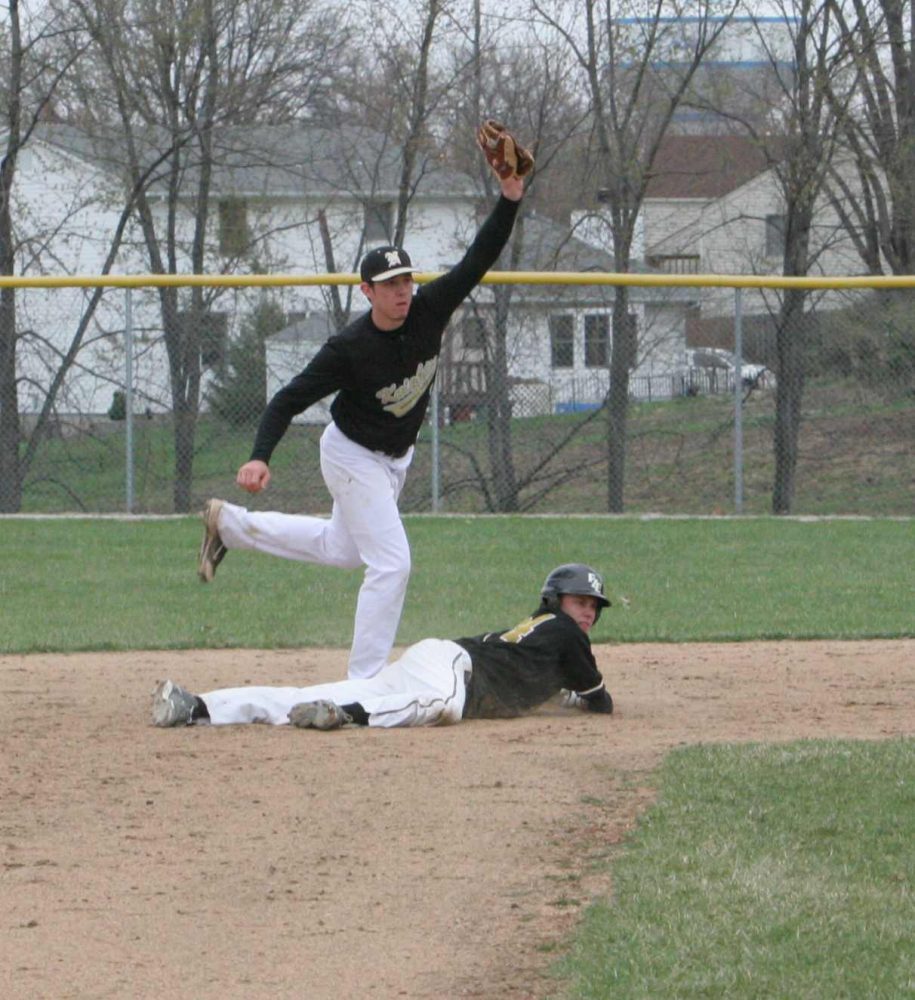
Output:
[
  {"xmin": 3, "ymin": 514, "xmax": 913, "ymax": 998},
  {"xmin": 556, "ymin": 739, "xmax": 915, "ymax": 999},
  {"xmin": 1, "ymin": 514, "xmax": 912, "ymax": 653}
]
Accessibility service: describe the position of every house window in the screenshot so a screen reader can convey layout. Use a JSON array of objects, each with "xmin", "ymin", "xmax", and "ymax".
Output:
[
  {"xmin": 647, "ymin": 253, "xmax": 700, "ymax": 274},
  {"xmin": 218, "ymin": 198, "xmax": 249, "ymax": 257},
  {"xmin": 550, "ymin": 314, "xmax": 574, "ymax": 368},
  {"xmin": 364, "ymin": 200, "xmax": 393, "ymax": 243},
  {"xmin": 584, "ymin": 314, "xmax": 609, "ymax": 367},
  {"xmin": 765, "ymin": 214, "xmax": 786, "ymax": 258},
  {"xmin": 459, "ymin": 315, "xmax": 487, "ymax": 351},
  {"xmin": 284, "ymin": 311, "xmax": 309, "ymax": 329},
  {"xmin": 178, "ymin": 311, "xmax": 228, "ymax": 370}
]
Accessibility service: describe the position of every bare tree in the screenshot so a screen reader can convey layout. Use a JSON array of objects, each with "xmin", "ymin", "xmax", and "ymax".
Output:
[
  {"xmin": 676, "ymin": 2, "xmax": 847, "ymax": 512},
  {"xmin": 816, "ymin": 2, "xmax": 915, "ymax": 423},
  {"xmin": 319, "ymin": 0, "xmax": 544, "ymax": 512},
  {"xmin": 0, "ymin": 2, "xmax": 29, "ymax": 512},
  {"xmin": 66, "ymin": 0, "xmax": 349, "ymax": 511},
  {"xmin": 704, "ymin": 2, "xmax": 846, "ymax": 513},
  {"xmin": 825, "ymin": 0, "xmax": 915, "ymax": 277},
  {"xmin": 0, "ymin": 2, "xmax": 105, "ymax": 513},
  {"xmin": 532, "ymin": 0, "xmax": 737, "ymax": 512},
  {"xmin": 341, "ymin": 0, "xmax": 463, "ymax": 246},
  {"xmin": 392, "ymin": 0, "xmax": 443, "ymax": 247},
  {"xmin": 430, "ymin": 1, "xmax": 591, "ymax": 511},
  {"xmin": 761, "ymin": 1, "xmax": 844, "ymax": 513}
]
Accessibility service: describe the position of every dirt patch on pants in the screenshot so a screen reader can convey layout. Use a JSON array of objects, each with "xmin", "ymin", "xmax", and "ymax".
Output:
[{"xmin": 2, "ymin": 640, "xmax": 913, "ymax": 999}]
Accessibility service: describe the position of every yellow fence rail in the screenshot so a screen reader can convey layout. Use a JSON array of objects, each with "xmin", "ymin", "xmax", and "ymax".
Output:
[{"xmin": 2, "ymin": 270, "xmax": 915, "ymax": 290}]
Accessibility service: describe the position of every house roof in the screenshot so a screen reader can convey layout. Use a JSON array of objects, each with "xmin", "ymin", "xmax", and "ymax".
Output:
[
  {"xmin": 505, "ymin": 212, "xmax": 691, "ymax": 303},
  {"xmin": 33, "ymin": 122, "xmax": 477, "ymax": 201},
  {"xmin": 645, "ymin": 134, "xmax": 777, "ymax": 199},
  {"xmin": 28, "ymin": 122, "xmax": 687, "ymax": 303},
  {"xmin": 269, "ymin": 310, "xmax": 337, "ymax": 345},
  {"xmin": 515, "ymin": 212, "xmax": 617, "ymax": 273}
]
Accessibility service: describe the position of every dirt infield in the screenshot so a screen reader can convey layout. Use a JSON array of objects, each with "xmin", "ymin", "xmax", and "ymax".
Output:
[{"xmin": 2, "ymin": 640, "xmax": 913, "ymax": 1000}]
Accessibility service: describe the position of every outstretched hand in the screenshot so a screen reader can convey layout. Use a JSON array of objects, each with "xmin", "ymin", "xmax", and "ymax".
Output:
[
  {"xmin": 499, "ymin": 173, "xmax": 524, "ymax": 202},
  {"xmin": 236, "ymin": 459, "xmax": 270, "ymax": 493}
]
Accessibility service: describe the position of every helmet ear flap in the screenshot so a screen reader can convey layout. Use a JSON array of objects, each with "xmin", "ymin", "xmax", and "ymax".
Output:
[{"xmin": 539, "ymin": 590, "xmax": 561, "ymax": 615}]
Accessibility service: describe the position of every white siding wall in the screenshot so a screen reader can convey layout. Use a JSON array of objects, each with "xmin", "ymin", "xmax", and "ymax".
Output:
[
  {"xmin": 642, "ymin": 198, "xmax": 707, "ymax": 256},
  {"xmin": 642, "ymin": 158, "xmax": 887, "ymax": 318},
  {"xmin": 13, "ymin": 139, "xmax": 484, "ymax": 415},
  {"xmin": 14, "ymin": 143, "xmax": 137, "ymax": 415}
]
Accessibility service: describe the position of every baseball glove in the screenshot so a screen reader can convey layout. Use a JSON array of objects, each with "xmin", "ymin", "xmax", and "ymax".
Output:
[{"xmin": 477, "ymin": 120, "xmax": 535, "ymax": 180}]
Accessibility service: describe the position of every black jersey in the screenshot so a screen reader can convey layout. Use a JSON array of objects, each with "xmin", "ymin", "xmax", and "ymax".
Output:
[
  {"xmin": 250, "ymin": 196, "xmax": 520, "ymax": 462},
  {"xmin": 456, "ymin": 610, "xmax": 611, "ymax": 719}
]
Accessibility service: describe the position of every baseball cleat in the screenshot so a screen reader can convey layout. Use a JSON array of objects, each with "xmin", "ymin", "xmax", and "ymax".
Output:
[
  {"xmin": 197, "ymin": 498, "xmax": 227, "ymax": 583},
  {"xmin": 287, "ymin": 700, "xmax": 352, "ymax": 731},
  {"xmin": 152, "ymin": 679, "xmax": 198, "ymax": 727}
]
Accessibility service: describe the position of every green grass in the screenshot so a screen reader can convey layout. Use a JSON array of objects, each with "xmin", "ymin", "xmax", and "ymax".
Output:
[
  {"xmin": 3, "ymin": 513, "xmax": 912, "ymax": 997},
  {"xmin": 555, "ymin": 739, "xmax": 915, "ymax": 999},
  {"xmin": 1, "ymin": 515, "xmax": 912, "ymax": 653},
  {"xmin": 18, "ymin": 376, "xmax": 915, "ymax": 515}
]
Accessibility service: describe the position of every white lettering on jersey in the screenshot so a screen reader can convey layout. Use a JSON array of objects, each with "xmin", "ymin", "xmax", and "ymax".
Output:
[{"xmin": 376, "ymin": 357, "xmax": 438, "ymax": 417}]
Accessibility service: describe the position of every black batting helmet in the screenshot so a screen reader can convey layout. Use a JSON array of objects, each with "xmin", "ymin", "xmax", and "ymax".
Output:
[{"xmin": 539, "ymin": 564, "xmax": 610, "ymax": 620}]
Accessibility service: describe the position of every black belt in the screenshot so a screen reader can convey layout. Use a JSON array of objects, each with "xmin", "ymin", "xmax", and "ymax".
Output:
[{"xmin": 371, "ymin": 443, "xmax": 410, "ymax": 459}]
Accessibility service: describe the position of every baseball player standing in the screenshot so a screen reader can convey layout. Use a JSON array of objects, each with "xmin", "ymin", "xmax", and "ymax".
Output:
[
  {"xmin": 154, "ymin": 564, "xmax": 614, "ymax": 727},
  {"xmin": 197, "ymin": 123, "xmax": 534, "ymax": 680}
]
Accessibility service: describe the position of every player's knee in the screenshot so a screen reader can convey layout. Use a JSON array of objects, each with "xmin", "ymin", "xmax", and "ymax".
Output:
[
  {"xmin": 389, "ymin": 553, "xmax": 411, "ymax": 589},
  {"xmin": 371, "ymin": 551, "xmax": 411, "ymax": 590}
]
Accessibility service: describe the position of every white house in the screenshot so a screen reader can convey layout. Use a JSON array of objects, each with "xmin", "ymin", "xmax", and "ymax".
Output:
[
  {"xmin": 10, "ymin": 122, "xmax": 693, "ymax": 423},
  {"xmin": 641, "ymin": 134, "xmax": 876, "ymax": 282},
  {"xmin": 265, "ymin": 206, "xmax": 694, "ymax": 420},
  {"xmin": 635, "ymin": 132, "xmax": 880, "ymax": 369}
]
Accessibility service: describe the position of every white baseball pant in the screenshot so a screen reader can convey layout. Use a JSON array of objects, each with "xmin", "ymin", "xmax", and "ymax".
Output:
[
  {"xmin": 200, "ymin": 639, "xmax": 470, "ymax": 727},
  {"xmin": 217, "ymin": 421, "xmax": 413, "ymax": 679}
]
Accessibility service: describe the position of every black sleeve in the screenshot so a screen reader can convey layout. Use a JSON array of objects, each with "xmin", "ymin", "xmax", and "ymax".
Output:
[
  {"xmin": 559, "ymin": 623, "xmax": 606, "ymax": 693},
  {"xmin": 249, "ymin": 341, "xmax": 349, "ymax": 463},
  {"xmin": 420, "ymin": 196, "xmax": 520, "ymax": 319}
]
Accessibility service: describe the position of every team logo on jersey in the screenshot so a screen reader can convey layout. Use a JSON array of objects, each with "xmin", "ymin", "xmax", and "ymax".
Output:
[
  {"xmin": 499, "ymin": 613, "xmax": 554, "ymax": 644},
  {"xmin": 376, "ymin": 357, "xmax": 438, "ymax": 417}
]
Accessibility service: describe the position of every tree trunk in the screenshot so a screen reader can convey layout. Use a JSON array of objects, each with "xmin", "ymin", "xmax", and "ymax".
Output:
[
  {"xmin": 394, "ymin": 0, "xmax": 438, "ymax": 247},
  {"xmin": 772, "ymin": 287, "xmax": 807, "ymax": 514},
  {"xmin": 485, "ymin": 287, "xmax": 518, "ymax": 512},
  {"xmin": 166, "ymin": 4, "xmax": 218, "ymax": 514},
  {"xmin": 606, "ymin": 288, "xmax": 633, "ymax": 512},
  {"xmin": 173, "ymin": 397, "xmax": 197, "ymax": 513},
  {"xmin": 317, "ymin": 209, "xmax": 347, "ymax": 328},
  {"xmin": 0, "ymin": 2, "xmax": 23, "ymax": 512},
  {"xmin": 0, "ymin": 288, "xmax": 22, "ymax": 512},
  {"xmin": 168, "ymin": 281, "xmax": 205, "ymax": 510}
]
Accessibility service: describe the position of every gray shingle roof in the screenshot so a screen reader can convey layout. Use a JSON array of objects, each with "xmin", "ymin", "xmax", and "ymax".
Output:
[
  {"xmin": 34, "ymin": 122, "xmax": 476, "ymax": 200},
  {"xmin": 269, "ymin": 310, "xmax": 337, "ymax": 344}
]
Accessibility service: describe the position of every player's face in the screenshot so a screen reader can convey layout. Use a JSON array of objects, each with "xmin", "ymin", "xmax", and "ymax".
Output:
[
  {"xmin": 559, "ymin": 594, "xmax": 599, "ymax": 633},
  {"xmin": 362, "ymin": 274, "xmax": 415, "ymax": 330}
]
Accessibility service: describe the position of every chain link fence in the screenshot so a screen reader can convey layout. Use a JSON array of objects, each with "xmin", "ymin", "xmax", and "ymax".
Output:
[{"xmin": 4, "ymin": 275, "xmax": 913, "ymax": 517}]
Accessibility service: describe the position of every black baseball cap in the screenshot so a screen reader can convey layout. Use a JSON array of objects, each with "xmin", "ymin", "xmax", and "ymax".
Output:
[{"xmin": 360, "ymin": 245, "xmax": 418, "ymax": 283}]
